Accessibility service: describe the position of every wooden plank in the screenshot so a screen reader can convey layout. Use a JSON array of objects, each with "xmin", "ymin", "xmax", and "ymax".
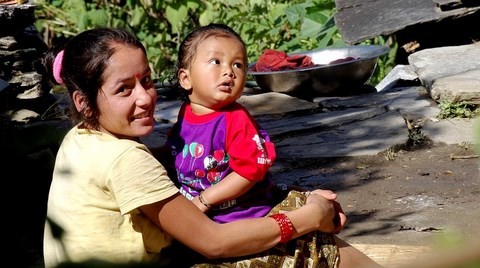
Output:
[
  {"xmin": 351, "ymin": 244, "xmax": 432, "ymax": 267},
  {"xmin": 353, "ymin": 241, "xmax": 480, "ymax": 268},
  {"xmin": 334, "ymin": 0, "xmax": 480, "ymax": 44}
]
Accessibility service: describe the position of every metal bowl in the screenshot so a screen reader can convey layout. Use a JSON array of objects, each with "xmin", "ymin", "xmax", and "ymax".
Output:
[{"xmin": 248, "ymin": 45, "xmax": 389, "ymax": 99}]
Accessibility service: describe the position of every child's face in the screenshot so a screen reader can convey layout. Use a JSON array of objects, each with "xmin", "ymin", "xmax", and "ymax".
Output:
[
  {"xmin": 179, "ymin": 35, "xmax": 247, "ymax": 112},
  {"xmin": 96, "ymin": 44, "xmax": 157, "ymax": 139}
]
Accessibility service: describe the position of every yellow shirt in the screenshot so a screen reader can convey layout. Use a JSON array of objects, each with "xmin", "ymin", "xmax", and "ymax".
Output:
[{"xmin": 43, "ymin": 126, "xmax": 178, "ymax": 267}]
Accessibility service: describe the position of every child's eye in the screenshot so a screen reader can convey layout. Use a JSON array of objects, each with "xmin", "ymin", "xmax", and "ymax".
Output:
[
  {"xmin": 233, "ymin": 62, "xmax": 244, "ymax": 69},
  {"xmin": 209, "ymin": 59, "xmax": 221, "ymax": 65}
]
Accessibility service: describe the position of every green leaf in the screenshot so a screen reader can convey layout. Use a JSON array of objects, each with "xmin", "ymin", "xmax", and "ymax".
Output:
[
  {"xmin": 130, "ymin": 5, "xmax": 146, "ymax": 27},
  {"xmin": 269, "ymin": 4, "xmax": 288, "ymax": 24},
  {"xmin": 301, "ymin": 17, "xmax": 322, "ymax": 38},
  {"xmin": 305, "ymin": 8, "xmax": 330, "ymax": 25},
  {"xmin": 285, "ymin": 5, "xmax": 305, "ymax": 25},
  {"xmin": 250, "ymin": 0, "xmax": 262, "ymax": 7},
  {"xmin": 85, "ymin": 10, "xmax": 109, "ymax": 28},
  {"xmin": 199, "ymin": 2, "xmax": 215, "ymax": 25},
  {"xmin": 165, "ymin": 3, "xmax": 188, "ymax": 33}
]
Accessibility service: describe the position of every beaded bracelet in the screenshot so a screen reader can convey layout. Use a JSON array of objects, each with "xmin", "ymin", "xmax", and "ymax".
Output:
[
  {"xmin": 269, "ymin": 213, "xmax": 294, "ymax": 243},
  {"xmin": 198, "ymin": 192, "xmax": 212, "ymax": 208}
]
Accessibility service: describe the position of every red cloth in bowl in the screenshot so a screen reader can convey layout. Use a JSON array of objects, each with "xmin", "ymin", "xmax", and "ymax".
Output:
[{"xmin": 255, "ymin": 49, "xmax": 314, "ymax": 72}]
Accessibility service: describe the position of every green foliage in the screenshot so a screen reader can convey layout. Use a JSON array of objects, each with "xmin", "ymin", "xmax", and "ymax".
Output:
[
  {"xmin": 33, "ymin": 0, "xmax": 396, "ymax": 86},
  {"xmin": 431, "ymin": 231, "xmax": 480, "ymax": 268},
  {"xmin": 437, "ymin": 100, "xmax": 480, "ymax": 119},
  {"xmin": 363, "ymin": 36, "xmax": 398, "ymax": 86}
]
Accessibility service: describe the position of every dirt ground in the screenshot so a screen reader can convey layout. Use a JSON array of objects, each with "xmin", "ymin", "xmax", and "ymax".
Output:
[{"xmin": 271, "ymin": 142, "xmax": 480, "ymax": 249}]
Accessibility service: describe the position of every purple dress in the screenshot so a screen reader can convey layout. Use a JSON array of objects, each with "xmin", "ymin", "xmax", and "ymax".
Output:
[{"xmin": 166, "ymin": 102, "xmax": 276, "ymax": 223}]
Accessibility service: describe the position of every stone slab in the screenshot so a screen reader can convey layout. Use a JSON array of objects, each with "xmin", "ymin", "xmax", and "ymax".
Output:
[
  {"xmin": 408, "ymin": 43, "xmax": 480, "ymax": 89},
  {"xmin": 334, "ymin": 0, "xmax": 480, "ymax": 44},
  {"xmin": 261, "ymin": 107, "xmax": 386, "ymax": 139},
  {"xmin": 273, "ymin": 110, "xmax": 408, "ymax": 157},
  {"xmin": 430, "ymin": 69, "xmax": 480, "ymax": 104},
  {"xmin": 422, "ymin": 118, "xmax": 479, "ymax": 145}
]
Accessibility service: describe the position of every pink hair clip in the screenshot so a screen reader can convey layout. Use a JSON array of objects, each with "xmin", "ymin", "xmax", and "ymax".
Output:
[{"xmin": 53, "ymin": 50, "xmax": 64, "ymax": 85}]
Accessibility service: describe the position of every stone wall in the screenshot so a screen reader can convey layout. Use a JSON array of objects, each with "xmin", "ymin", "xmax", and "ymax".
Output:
[
  {"xmin": 0, "ymin": 2, "xmax": 56, "ymax": 124},
  {"xmin": 1, "ymin": 2, "xmax": 69, "ymax": 267}
]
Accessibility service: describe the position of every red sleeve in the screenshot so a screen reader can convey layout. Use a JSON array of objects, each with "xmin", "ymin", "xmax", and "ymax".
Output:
[{"xmin": 225, "ymin": 104, "xmax": 276, "ymax": 181}]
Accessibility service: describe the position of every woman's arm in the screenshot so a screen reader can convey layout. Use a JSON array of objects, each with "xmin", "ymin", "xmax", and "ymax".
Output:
[{"xmin": 140, "ymin": 191, "xmax": 337, "ymax": 259}]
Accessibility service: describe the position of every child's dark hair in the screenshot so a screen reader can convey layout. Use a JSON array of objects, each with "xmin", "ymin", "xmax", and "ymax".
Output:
[
  {"xmin": 42, "ymin": 27, "xmax": 146, "ymax": 129},
  {"xmin": 170, "ymin": 23, "xmax": 246, "ymax": 101}
]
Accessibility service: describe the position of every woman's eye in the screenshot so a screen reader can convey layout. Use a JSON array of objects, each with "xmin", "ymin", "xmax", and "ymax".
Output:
[
  {"xmin": 118, "ymin": 86, "xmax": 133, "ymax": 95},
  {"xmin": 142, "ymin": 76, "xmax": 153, "ymax": 86}
]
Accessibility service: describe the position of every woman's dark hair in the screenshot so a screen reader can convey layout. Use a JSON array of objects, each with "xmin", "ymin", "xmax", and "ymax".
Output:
[
  {"xmin": 170, "ymin": 23, "xmax": 246, "ymax": 101},
  {"xmin": 42, "ymin": 28, "xmax": 146, "ymax": 129}
]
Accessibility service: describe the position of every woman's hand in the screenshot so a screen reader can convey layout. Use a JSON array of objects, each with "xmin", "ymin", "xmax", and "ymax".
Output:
[
  {"xmin": 308, "ymin": 189, "xmax": 347, "ymax": 234},
  {"xmin": 302, "ymin": 192, "xmax": 337, "ymax": 233},
  {"xmin": 310, "ymin": 189, "xmax": 337, "ymax": 200},
  {"xmin": 332, "ymin": 200, "xmax": 347, "ymax": 234}
]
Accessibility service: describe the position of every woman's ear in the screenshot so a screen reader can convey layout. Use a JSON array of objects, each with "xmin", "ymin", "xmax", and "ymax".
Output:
[
  {"xmin": 178, "ymin": 68, "xmax": 192, "ymax": 90},
  {"xmin": 72, "ymin": 90, "xmax": 85, "ymax": 112},
  {"xmin": 72, "ymin": 90, "xmax": 91, "ymax": 117}
]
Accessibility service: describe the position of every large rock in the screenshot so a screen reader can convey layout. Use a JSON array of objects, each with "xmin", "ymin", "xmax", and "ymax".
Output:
[
  {"xmin": 408, "ymin": 43, "xmax": 480, "ymax": 103},
  {"xmin": 430, "ymin": 69, "xmax": 480, "ymax": 104}
]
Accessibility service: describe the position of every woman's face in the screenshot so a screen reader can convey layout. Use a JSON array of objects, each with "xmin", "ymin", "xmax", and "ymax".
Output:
[{"xmin": 96, "ymin": 44, "xmax": 157, "ymax": 139}]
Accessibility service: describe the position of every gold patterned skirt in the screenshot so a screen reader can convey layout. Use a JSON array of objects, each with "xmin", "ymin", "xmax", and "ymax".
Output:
[{"xmin": 192, "ymin": 190, "xmax": 339, "ymax": 268}]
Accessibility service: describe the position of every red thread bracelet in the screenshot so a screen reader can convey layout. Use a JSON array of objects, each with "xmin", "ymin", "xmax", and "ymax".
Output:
[{"xmin": 269, "ymin": 213, "xmax": 294, "ymax": 243}]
